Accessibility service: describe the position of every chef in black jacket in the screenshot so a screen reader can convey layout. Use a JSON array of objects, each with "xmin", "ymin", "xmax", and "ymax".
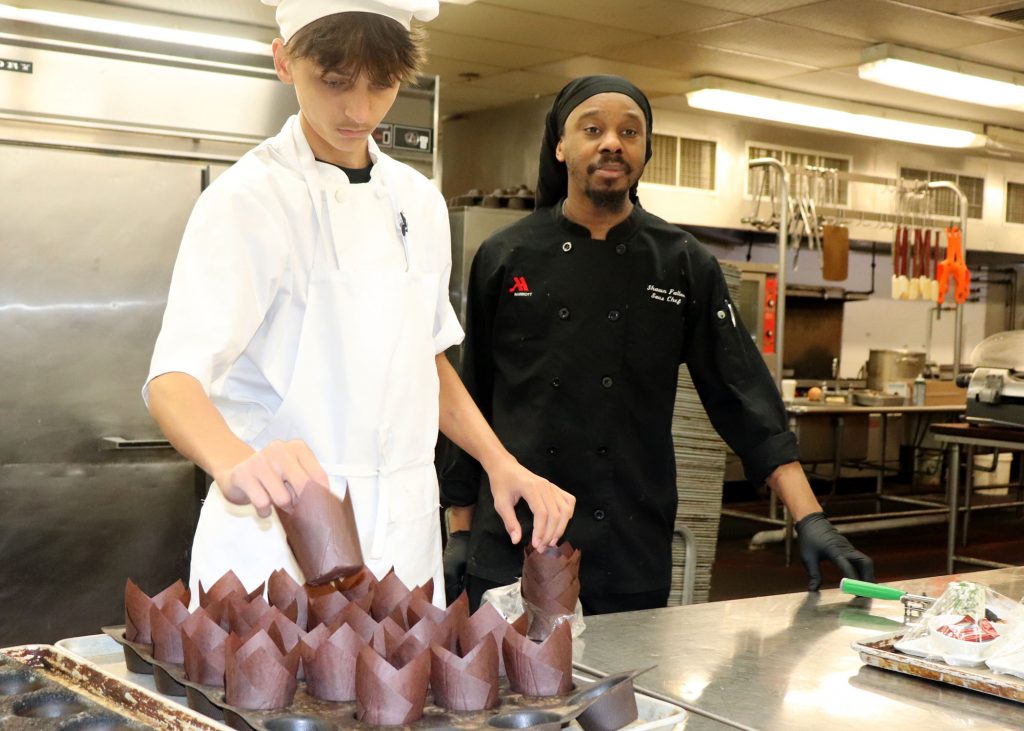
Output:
[{"xmin": 441, "ymin": 75, "xmax": 874, "ymax": 614}]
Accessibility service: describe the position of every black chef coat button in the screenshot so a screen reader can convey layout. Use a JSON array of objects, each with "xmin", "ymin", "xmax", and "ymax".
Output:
[
  {"xmin": 607, "ymin": 309, "xmax": 620, "ymax": 322},
  {"xmin": 558, "ymin": 307, "xmax": 570, "ymax": 320},
  {"xmin": 596, "ymin": 446, "xmax": 608, "ymax": 456},
  {"xmin": 717, "ymin": 309, "xmax": 727, "ymax": 320},
  {"xmin": 548, "ymin": 447, "xmax": 558, "ymax": 456},
  {"xmin": 562, "ymin": 241, "xmax": 573, "ymax": 253},
  {"xmin": 615, "ymin": 243, "xmax": 627, "ymax": 255},
  {"xmin": 551, "ymin": 377, "xmax": 561, "ymax": 389},
  {"xmin": 601, "ymin": 376, "xmax": 614, "ymax": 388},
  {"xmin": 593, "ymin": 509, "xmax": 606, "ymax": 521}
]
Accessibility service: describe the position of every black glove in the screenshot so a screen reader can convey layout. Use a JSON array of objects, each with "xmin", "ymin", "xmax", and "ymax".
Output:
[
  {"xmin": 443, "ymin": 530, "xmax": 471, "ymax": 605},
  {"xmin": 795, "ymin": 512, "xmax": 875, "ymax": 592}
]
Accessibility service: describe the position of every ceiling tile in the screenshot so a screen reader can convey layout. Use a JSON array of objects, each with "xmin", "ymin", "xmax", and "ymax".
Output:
[
  {"xmin": 455, "ymin": 69, "xmax": 572, "ymax": 96},
  {"xmin": 422, "ymin": 54, "xmax": 508, "ymax": 80},
  {"xmin": 682, "ymin": 0, "xmax": 822, "ymax": 14},
  {"xmin": 958, "ymin": 35, "xmax": 1024, "ymax": 73},
  {"xmin": 430, "ymin": 3, "xmax": 652, "ymax": 54},
  {"xmin": 896, "ymin": 0, "xmax": 1020, "ymax": 14},
  {"xmin": 425, "ymin": 30, "xmax": 573, "ymax": 68},
  {"xmin": 477, "ymin": 0, "xmax": 744, "ymax": 35},
  {"xmin": 675, "ymin": 18, "xmax": 864, "ymax": 68},
  {"xmin": 600, "ymin": 37, "xmax": 816, "ymax": 80},
  {"xmin": 439, "ymin": 83, "xmax": 533, "ymax": 116},
  {"xmin": 528, "ymin": 56, "xmax": 691, "ymax": 94},
  {"xmin": 768, "ymin": 0, "xmax": 1019, "ymax": 48}
]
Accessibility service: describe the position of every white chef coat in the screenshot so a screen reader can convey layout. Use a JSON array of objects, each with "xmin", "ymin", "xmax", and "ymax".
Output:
[{"xmin": 145, "ymin": 115, "xmax": 463, "ymax": 601}]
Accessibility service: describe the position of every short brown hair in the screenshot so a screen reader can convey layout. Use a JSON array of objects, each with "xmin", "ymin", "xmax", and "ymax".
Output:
[{"xmin": 284, "ymin": 12, "xmax": 426, "ymax": 86}]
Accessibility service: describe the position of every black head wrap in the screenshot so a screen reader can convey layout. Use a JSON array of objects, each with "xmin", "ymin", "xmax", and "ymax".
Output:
[{"xmin": 535, "ymin": 75, "xmax": 653, "ymax": 209}]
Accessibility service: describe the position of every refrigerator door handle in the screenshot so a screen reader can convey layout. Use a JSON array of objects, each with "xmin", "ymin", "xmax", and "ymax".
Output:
[{"xmin": 100, "ymin": 437, "xmax": 173, "ymax": 450}]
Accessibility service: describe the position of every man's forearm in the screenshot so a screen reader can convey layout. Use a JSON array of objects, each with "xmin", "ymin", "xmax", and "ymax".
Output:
[
  {"xmin": 436, "ymin": 353, "xmax": 513, "ymax": 474},
  {"xmin": 766, "ymin": 461, "xmax": 822, "ymax": 522},
  {"xmin": 147, "ymin": 371, "xmax": 253, "ymax": 485}
]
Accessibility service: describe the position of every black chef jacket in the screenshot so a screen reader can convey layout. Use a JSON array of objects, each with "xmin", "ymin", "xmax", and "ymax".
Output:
[{"xmin": 441, "ymin": 202, "xmax": 799, "ymax": 594}]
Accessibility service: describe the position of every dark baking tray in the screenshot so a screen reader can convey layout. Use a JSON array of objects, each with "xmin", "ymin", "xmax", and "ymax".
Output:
[
  {"xmin": 103, "ymin": 626, "xmax": 623, "ymax": 730},
  {"xmin": 1, "ymin": 643, "xmax": 227, "ymax": 729}
]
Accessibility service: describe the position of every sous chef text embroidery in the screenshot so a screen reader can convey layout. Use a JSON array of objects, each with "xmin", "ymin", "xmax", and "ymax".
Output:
[{"xmin": 647, "ymin": 284, "xmax": 684, "ymax": 305}]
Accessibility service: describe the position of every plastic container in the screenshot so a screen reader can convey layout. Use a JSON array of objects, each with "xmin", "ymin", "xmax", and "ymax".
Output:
[{"xmin": 974, "ymin": 452, "xmax": 1013, "ymax": 494}]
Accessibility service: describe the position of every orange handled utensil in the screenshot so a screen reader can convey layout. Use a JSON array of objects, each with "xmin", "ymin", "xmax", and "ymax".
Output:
[{"xmin": 936, "ymin": 226, "xmax": 970, "ymax": 304}]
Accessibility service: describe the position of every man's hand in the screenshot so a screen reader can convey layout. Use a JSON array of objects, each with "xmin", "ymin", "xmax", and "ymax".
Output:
[
  {"xmin": 443, "ymin": 530, "xmax": 471, "ymax": 605},
  {"xmin": 214, "ymin": 439, "xmax": 329, "ymax": 518},
  {"xmin": 795, "ymin": 512, "xmax": 875, "ymax": 591},
  {"xmin": 486, "ymin": 459, "xmax": 575, "ymax": 548}
]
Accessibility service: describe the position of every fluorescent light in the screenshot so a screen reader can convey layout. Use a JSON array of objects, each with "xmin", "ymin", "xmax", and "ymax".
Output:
[
  {"xmin": 0, "ymin": 3, "xmax": 273, "ymax": 55},
  {"xmin": 685, "ymin": 76, "xmax": 986, "ymax": 149},
  {"xmin": 860, "ymin": 44, "xmax": 1024, "ymax": 110}
]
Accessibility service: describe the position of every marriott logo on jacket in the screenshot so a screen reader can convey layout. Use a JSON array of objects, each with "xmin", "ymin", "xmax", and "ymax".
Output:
[{"xmin": 509, "ymin": 276, "xmax": 532, "ymax": 296}]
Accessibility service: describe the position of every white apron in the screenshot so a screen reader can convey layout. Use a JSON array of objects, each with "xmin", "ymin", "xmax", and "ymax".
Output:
[{"xmin": 190, "ymin": 121, "xmax": 444, "ymax": 607}]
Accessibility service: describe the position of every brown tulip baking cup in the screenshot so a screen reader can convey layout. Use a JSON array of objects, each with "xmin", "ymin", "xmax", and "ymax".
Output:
[
  {"xmin": 522, "ymin": 566, "xmax": 579, "ymax": 607},
  {"xmin": 391, "ymin": 618, "xmax": 440, "ymax": 669},
  {"xmin": 524, "ymin": 540, "xmax": 581, "ymax": 569},
  {"xmin": 150, "ymin": 601, "xmax": 190, "ymax": 664},
  {"xmin": 276, "ymin": 482, "xmax": 364, "ymax": 586},
  {"xmin": 331, "ymin": 601, "xmax": 378, "ymax": 642},
  {"xmin": 224, "ymin": 595, "xmax": 275, "ymax": 637},
  {"xmin": 300, "ymin": 623, "xmax": 366, "ymax": 702},
  {"xmin": 371, "ymin": 570, "xmax": 411, "ymax": 623},
  {"xmin": 224, "ymin": 628, "xmax": 300, "ymax": 710},
  {"xmin": 258, "ymin": 608, "xmax": 307, "ymax": 680},
  {"xmin": 503, "ymin": 621, "xmax": 573, "ymax": 697},
  {"xmin": 267, "ymin": 569, "xmax": 309, "ymax": 631},
  {"xmin": 124, "ymin": 579, "xmax": 189, "ymax": 644},
  {"xmin": 460, "ymin": 604, "xmax": 526, "ymax": 677},
  {"xmin": 309, "ymin": 590, "xmax": 351, "ymax": 628},
  {"xmin": 355, "ymin": 644, "xmax": 430, "ymax": 725},
  {"xmin": 182, "ymin": 608, "xmax": 229, "ymax": 687},
  {"xmin": 372, "ymin": 616, "xmax": 405, "ymax": 660},
  {"xmin": 430, "ymin": 635, "xmax": 499, "ymax": 712},
  {"xmin": 409, "ymin": 592, "xmax": 467, "ymax": 652},
  {"xmin": 199, "ymin": 571, "xmax": 264, "ymax": 608}
]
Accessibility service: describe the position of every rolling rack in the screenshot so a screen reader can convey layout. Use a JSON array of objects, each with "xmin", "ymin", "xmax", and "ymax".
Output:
[{"xmin": 727, "ymin": 160, "xmax": 974, "ymax": 565}]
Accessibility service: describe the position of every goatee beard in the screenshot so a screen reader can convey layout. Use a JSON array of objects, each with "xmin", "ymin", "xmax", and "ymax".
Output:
[{"xmin": 585, "ymin": 186, "xmax": 629, "ymax": 211}]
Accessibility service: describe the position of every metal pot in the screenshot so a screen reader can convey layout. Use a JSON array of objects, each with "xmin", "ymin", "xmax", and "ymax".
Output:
[{"xmin": 866, "ymin": 349, "xmax": 926, "ymax": 391}]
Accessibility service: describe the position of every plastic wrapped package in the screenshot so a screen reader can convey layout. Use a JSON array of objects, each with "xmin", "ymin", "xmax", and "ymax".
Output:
[
  {"xmin": 986, "ymin": 619, "xmax": 1024, "ymax": 678},
  {"xmin": 895, "ymin": 581, "xmax": 1024, "ymax": 667},
  {"xmin": 480, "ymin": 580, "xmax": 586, "ymax": 639}
]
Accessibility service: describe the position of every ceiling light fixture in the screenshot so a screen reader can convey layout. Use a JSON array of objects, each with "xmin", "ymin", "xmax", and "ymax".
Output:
[
  {"xmin": 685, "ymin": 76, "xmax": 986, "ymax": 149},
  {"xmin": 0, "ymin": 3, "xmax": 273, "ymax": 55},
  {"xmin": 859, "ymin": 44, "xmax": 1024, "ymax": 110}
]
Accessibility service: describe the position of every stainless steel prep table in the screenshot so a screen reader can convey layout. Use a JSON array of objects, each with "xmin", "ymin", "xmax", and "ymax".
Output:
[
  {"xmin": 576, "ymin": 567, "xmax": 1024, "ymax": 731},
  {"xmin": 931, "ymin": 422, "xmax": 1024, "ymax": 574},
  {"xmin": 723, "ymin": 402, "xmax": 966, "ymax": 565}
]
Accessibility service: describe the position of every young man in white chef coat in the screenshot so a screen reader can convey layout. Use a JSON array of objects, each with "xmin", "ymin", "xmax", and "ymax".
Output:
[{"xmin": 144, "ymin": 0, "xmax": 575, "ymax": 606}]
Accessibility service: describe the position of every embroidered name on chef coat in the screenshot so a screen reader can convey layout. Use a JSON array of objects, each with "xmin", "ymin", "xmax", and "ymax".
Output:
[{"xmin": 647, "ymin": 284, "xmax": 684, "ymax": 305}]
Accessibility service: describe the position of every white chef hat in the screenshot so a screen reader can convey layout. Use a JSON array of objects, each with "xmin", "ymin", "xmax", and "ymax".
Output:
[{"xmin": 262, "ymin": 0, "xmax": 439, "ymax": 40}]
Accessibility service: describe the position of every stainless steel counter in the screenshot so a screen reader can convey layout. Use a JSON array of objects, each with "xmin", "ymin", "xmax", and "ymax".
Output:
[{"xmin": 577, "ymin": 567, "xmax": 1024, "ymax": 731}]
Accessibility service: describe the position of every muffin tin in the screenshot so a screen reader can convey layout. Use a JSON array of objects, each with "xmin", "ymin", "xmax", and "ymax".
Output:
[
  {"xmin": 101, "ymin": 626, "xmax": 682, "ymax": 731},
  {"xmin": 0, "ymin": 645, "xmax": 225, "ymax": 730}
]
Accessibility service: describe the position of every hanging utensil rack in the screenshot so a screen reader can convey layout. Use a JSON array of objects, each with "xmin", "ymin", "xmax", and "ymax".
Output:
[{"xmin": 744, "ymin": 161, "xmax": 969, "ymax": 376}]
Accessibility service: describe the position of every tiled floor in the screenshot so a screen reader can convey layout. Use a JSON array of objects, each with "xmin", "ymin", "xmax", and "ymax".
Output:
[{"xmin": 708, "ymin": 479, "xmax": 1024, "ymax": 602}]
